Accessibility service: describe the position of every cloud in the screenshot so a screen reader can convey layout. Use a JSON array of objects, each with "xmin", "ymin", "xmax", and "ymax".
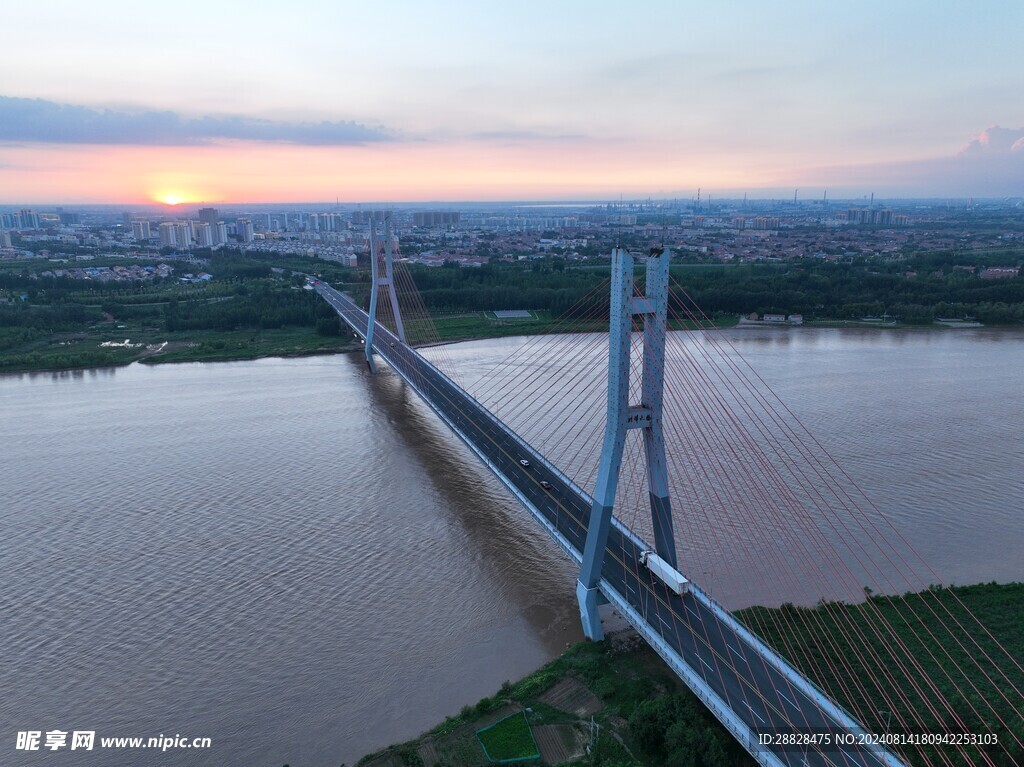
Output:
[
  {"xmin": 804, "ymin": 126, "xmax": 1024, "ymax": 197},
  {"xmin": 958, "ymin": 125, "xmax": 1024, "ymax": 156},
  {"xmin": 0, "ymin": 96, "xmax": 390, "ymax": 146}
]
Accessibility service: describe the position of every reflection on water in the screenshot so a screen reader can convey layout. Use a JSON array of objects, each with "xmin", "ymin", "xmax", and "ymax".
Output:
[{"xmin": 2, "ymin": 327, "xmax": 1022, "ymax": 765}]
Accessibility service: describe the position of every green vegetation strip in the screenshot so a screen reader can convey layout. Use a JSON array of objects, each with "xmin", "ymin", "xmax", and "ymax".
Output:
[
  {"xmin": 356, "ymin": 583, "xmax": 1023, "ymax": 767},
  {"xmin": 475, "ymin": 711, "xmax": 540, "ymax": 763},
  {"xmin": 4, "ymin": 243, "xmax": 1023, "ymax": 375}
]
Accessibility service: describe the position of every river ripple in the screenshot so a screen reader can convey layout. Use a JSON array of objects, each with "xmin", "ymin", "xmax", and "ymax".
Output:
[{"xmin": 2, "ymin": 327, "xmax": 1021, "ymax": 765}]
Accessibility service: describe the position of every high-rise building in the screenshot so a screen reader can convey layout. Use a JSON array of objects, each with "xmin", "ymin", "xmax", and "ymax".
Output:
[
  {"xmin": 131, "ymin": 220, "xmax": 151, "ymax": 240},
  {"xmin": 413, "ymin": 211, "xmax": 460, "ymax": 227},
  {"xmin": 158, "ymin": 222, "xmax": 177, "ymax": 247},
  {"xmin": 237, "ymin": 218, "xmax": 254, "ymax": 243},
  {"xmin": 173, "ymin": 221, "xmax": 193, "ymax": 249},
  {"xmin": 19, "ymin": 209, "xmax": 40, "ymax": 229},
  {"xmin": 0, "ymin": 230, "xmax": 12, "ymax": 248},
  {"xmin": 352, "ymin": 210, "xmax": 388, "ymax": 224},
  {"xmin": 846, "ymin": 208, "xmax": 894, "ymax": 225},
  {"xmin": 214, "ymin": 222, "xmax": 228, "ymax": 246},
  {"xmin": 194, "ymin": 222, "xmax": 214, "ymax": 248},
  {"xmin": 198, "ymin": 207, "xmax": 220, "ymax": 226}
]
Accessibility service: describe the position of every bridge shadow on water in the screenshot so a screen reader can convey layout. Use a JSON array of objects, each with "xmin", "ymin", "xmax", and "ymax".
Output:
[{"xmin": 340, "ymin": 351, "xmax": 584, "ymax": 648}]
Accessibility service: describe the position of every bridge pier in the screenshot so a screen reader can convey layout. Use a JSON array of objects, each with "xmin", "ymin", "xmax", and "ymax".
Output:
[
  {"xmin": 365, "ymin": 214, "xmax": 406, "ymax": 373},
  {"xmin": 577, "ymin": 247, "xmax": 677, "ymax": 641}
]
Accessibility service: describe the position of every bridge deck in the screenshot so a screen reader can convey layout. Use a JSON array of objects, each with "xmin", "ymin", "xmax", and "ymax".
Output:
[{"xmin": 315, "ymin": 281, "xmax": 905, "ymax": 767}]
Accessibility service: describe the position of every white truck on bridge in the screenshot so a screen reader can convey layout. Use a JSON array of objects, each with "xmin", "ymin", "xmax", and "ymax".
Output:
[{"xmin": 640, "ymin": 550, "xmax": 691, "ymax": 596}]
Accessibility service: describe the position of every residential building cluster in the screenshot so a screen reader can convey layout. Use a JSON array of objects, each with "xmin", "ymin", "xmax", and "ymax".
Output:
[
  {"xmin": 35, "ymin": 264, "xmax": 174, "ymax": 282},
  {"xmin": 1, "ymin": 199, "xmax": 1021, "ymax": 277}
]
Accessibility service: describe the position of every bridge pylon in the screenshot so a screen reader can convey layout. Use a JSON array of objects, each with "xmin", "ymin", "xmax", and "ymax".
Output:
[
  {"xmin": 577, "ymin": 247, "xmax": 677, "ymax": 641},
  {"xmin": 365, "ymin": 214, "xmax": 407, "ymax": 372}
]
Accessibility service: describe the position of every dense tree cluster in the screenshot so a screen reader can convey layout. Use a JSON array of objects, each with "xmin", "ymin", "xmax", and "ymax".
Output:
[
  {"xmin": 2, "ymin": 249, "xmax": 1022, "ymax": 364},
  {"xmin": 628, "ymin": 693, "xmax": 733, "ymax": 767},
  {"xmin": 159, "ymin": 283, "xmax": 329, "ymax": 333},
  {"xmin": 344, "ymin": 255, "xmax": 1024, "ymax": 325},
  {"xmin": 0, "ymin": 250, "xmax": 345, "ymax": 336}
]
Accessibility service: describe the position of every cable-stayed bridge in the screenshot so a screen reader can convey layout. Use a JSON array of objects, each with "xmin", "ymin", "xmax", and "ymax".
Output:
[{"xmin": 311, "ymin": 225, "xmax": 1021, "ymax": 767}]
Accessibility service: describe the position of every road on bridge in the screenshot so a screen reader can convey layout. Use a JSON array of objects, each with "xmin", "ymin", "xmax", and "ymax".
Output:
[{"xmin": 314, "ymin": 280, "xmax": 903, "ymax": 767}]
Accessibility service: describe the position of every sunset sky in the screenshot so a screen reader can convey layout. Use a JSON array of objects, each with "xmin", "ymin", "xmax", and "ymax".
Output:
[{"xmin": 2, "ymin": 1, "xmax": 1022, "ymax": 204}]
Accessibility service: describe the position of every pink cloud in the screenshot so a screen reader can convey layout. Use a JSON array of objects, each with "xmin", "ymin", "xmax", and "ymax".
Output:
[
  {"xmin": 959, "ymin": 125, "xmax": 1024, "ymax": 156},
  {"xmin": 798, "ymin": 125, "xmax": 1024, "ymax": 197}
]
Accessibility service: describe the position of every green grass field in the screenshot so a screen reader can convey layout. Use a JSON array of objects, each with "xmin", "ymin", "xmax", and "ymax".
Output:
[{"xmin": 476, "ymin": 712, "xmax": 539, "ymax": 762}]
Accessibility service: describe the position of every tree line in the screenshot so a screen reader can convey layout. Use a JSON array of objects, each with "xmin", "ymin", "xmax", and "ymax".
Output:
[{"xmin": 344, "ymin": 257, "xmax": 1024, "ymax": 325}]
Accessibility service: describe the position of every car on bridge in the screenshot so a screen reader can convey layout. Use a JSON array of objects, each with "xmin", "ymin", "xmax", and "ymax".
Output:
[
  {"xmin": 518, "ymin": 459, "xmax": 530, "ymax": 467},
  {"xmin": 539, "ymin": 480, "xmax": 552, "ymax": 490}
]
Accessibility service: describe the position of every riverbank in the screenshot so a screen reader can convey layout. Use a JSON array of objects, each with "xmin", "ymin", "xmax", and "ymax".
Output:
[
  {"xmin": 352, "ymin": 582, "xmax": 1023, "ymax": 767},
  {"xmin": 0, "ymin": 325, "xmax": 362, "ymax": 373},
  {"xmin": 0, "ymin": 310, "xmax": 740, "ymax": 374},
  {"xmin": 5, "ymin": 306, "xmax": 1002, "ymax": 375}
]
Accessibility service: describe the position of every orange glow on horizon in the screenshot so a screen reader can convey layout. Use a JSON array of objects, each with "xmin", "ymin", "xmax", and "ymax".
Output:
[
  {"xmin": 1, "ymin": 139, "xmax": 820, "ymax": 205},
  {"xmin": 151, "ymin": 188, "xmax": 216, "ymax": 206}
]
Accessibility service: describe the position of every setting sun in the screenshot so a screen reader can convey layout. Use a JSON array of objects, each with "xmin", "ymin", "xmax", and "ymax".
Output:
[
  {"xmin": 151, "ymin": 189, "xmax": 197, "ymax": 206},
  {"xmin": 147, "ymin": 182, "xmax": 216, "ymax": 206}
]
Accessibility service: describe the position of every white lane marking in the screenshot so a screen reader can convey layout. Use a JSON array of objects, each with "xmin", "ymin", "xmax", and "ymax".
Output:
[
  {"xmin": 742, "ymin": 700, "xmax": 767, "ymax": 724},
  {"xmin": 658, "ymin": 614, "xmax": 671, "ymax": 630},
  {"xmin": 698, "ymin": 656, "xmax": 715, "ymax": 674},
  {"xmin": 685, "ymin": 605, "xmax": 702, "ymax": 622},
  {"xmin": 776, "ymin": 689, "xmax": 799, "ymax": 710},
  {"xmin": 728, "ymin": 644, "xmax": 746, "ymax": 663}
]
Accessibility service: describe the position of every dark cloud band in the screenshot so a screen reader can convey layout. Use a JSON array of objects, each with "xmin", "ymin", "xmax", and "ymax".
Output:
[{"xmin": 0, "ymin": 96, "xmax": 389, "ymax": 145}]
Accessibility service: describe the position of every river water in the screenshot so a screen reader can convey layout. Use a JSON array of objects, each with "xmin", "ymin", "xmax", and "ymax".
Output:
[{"xmin": 2, "ymin": 328, "xmax": 1022, "ymax": 766}]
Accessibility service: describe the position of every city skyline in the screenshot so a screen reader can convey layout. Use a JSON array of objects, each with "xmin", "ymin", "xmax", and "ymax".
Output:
[{"xmin": 2, "ymin": 1, "xmax": 1022, "ymax": 204}]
